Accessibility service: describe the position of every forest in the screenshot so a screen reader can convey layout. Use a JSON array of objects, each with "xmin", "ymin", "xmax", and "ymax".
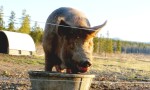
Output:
[
  {"xmin": 93, "ymin": 37, "xmax": 150, "ymax": 55},
  {"xmin": 1, "ymin": 6, "xmax": 150, "ymax": 55}
]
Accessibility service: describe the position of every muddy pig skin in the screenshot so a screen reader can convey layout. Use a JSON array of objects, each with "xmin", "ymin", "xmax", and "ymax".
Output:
[{"xmin": 43, "ymin": 7, "xmax": 106, "ymax": 74}]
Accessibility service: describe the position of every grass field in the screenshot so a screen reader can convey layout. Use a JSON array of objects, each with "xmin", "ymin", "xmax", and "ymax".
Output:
[
  {"xmin": 92, "ymin": 54, "xmax": 150, "ymax": 81},
  {"xmin": 0, "ymin": 53, "xmax": 150, "ymax": 89}
]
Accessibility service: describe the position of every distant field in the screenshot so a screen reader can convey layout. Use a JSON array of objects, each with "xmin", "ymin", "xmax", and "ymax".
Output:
[
  {"xmin": 92, "ymin": 54, "xmax": 150, "ymax": 81},
  {"xmin": 0, "ymin": 53, "xmax": 150, "ymax": 89}
]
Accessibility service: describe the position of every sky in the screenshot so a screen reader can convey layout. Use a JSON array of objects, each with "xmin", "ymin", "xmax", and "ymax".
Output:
[{"xmin": 1, "ymin": 0, "xmax": 150, "ymax": 43}]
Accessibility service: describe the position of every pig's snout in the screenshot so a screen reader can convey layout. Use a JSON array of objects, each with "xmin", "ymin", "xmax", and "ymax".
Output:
[{"xmin": 80, "ymin": 61, "xmax": 92, "ymax": 67}]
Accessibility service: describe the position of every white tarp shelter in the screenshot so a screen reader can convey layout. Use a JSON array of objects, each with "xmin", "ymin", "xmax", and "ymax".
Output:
[{"xmin": 0, "ymin": 30, "xmax": 36, "ymax": 55}]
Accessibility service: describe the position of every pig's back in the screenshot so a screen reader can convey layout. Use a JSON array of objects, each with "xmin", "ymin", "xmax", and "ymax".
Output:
[{"xmin": 44, "ymin": 7, "xmax": 91, "ymax": 33}]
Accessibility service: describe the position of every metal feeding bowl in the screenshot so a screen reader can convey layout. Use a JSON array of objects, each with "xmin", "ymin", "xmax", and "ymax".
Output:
[{"xmin": 28, "ymin": 71, "xmax": 95, "ymax": 90}]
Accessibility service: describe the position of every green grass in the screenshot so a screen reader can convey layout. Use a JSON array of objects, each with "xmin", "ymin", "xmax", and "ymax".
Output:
[
  {"xmin": 0, "ymin": 54, "xmax": 44, "ymax": 65},
  {"xmin": 91, "ymin": 55, "xmax": 150, "ymax": 81},
  {"xmin": 92, "ymin": 58, "xmax": 150, "ymax": 72}
]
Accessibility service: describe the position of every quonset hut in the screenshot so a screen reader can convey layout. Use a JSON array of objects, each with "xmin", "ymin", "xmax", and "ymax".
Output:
[{"xmin": 0, "ymin": 30, "xmax": 36, "ymax": 55}]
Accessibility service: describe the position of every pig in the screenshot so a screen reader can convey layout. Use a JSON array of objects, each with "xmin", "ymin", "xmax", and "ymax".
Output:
[{"xmin": 43, "ymin": 7, "xmax": 106, "ymax": 74}]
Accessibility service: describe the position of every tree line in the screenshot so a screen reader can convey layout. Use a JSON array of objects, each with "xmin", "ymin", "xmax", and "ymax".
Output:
[
  {"xmin": 93, "ymin": 37, "xmax": 150, "ymax": 55},
  {"xmin": 0, "ymin": 6, "xmax": 43, "ymax": 44}
]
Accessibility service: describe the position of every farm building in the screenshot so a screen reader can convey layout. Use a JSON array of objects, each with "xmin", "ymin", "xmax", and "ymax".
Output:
[{"xmin": 0, "ymin": 30, "xmax": 36, "ymax": 55}]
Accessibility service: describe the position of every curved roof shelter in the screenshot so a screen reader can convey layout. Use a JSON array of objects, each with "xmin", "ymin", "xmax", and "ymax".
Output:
[{"xmin": 0, "ymin": 30, "xmax": 36, "ymax": 55}]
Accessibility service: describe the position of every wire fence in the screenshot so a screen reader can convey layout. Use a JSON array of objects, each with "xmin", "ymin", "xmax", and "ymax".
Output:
[{"xmin": 3, "ymin": 15, "xmax": 107, "ymax": 31}]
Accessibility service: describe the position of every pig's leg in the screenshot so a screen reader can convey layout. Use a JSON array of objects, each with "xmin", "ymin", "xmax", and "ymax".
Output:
[
  {"xmin": 45, "ymin": 53, "xmax": 56, "ymax": 71},
  {"xmin": 45, "ymin": 52, "xmax": 62, "ymax": 72}
]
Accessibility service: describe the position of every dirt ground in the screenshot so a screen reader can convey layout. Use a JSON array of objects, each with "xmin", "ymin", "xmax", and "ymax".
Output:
[{"xmin": 0, "ymin": 53, "xmax": 150, "ymax": 90}]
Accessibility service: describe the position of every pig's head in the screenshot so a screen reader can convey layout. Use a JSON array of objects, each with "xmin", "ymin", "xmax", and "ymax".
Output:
[{"xmin": 58, "ymin": 20, "xmax": 106, "ymax": 73}]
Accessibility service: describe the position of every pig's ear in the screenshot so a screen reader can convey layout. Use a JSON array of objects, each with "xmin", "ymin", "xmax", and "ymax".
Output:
[
  {"xmin": 88, "ymin": 21, "xmax": 107, "ymax": 36},
  {"xmin": 58, "ymin": 20, "xmax": 71, "ymax": 36}
]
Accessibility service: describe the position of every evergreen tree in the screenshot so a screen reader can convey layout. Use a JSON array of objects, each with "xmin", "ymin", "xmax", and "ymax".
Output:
[
  {"xmin": 0, "ymin": 6, "xmax": 5, "ymax": 30},
  {"xmin": 105, "ymin": 38, "xmax": 113, "ymax": 53},
  {"xmin": 19, "ymin": 10, "xmax": 31, "ymax": 34},
  {"xmin": 116, "ymin": 40, "xmax": 121, "ymax": 53},
  {"xmin": 99, "ymin": 36, "xmax": 105, "ymax": 54},
  {"xmin": 105, "ymin": 31, "xmax": 113, "ymax": 54},
  {"xmin": 22, "ymin": 9, "xmax": 26, "ymax": 19},
  {"xmin": 93, "ymin": 37, "xmax": 99, "ymax": 53},
  {"xmin": 30, "ymin": 21, "xmax": 43, "ymax": 44},
  {"xmin": 7, "ymin": 11, "xmax": 15, "ymax": 31}
]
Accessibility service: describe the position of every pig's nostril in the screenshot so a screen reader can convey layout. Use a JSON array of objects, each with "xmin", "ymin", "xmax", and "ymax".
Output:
[{"xmin": 81, "ymin": 61, "xmax": 92, "ymax": 67}]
